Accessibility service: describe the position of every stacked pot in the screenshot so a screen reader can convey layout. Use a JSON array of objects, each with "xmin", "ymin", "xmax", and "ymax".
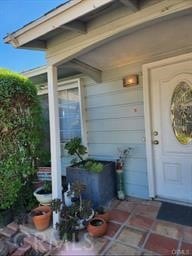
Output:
[{"xmin": 87, "ymin": 210, "xmax": 110, "ymax": 237}]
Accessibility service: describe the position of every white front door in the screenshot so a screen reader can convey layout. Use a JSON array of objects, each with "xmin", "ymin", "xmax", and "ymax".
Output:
[{"xmin": 144, "ymin": 53, "xmax": 192, "ymax": 203}]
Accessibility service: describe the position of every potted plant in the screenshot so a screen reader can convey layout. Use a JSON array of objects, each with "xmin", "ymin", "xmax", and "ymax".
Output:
[
  {"xmin": 52, "ymin": 182, "xmax": 94, "ymax": 241},
  {"xmin": 95, "ymin": 206, "xmax": 110, "ymax": 222},
  {"xmin": 31, "ymin": 205, "xmax": 52, "ymax": 231},
  {"xmin": 65, "ymin": 181, "xmax": 94, "ymax": 229},
  {"xmin": 65, "ymin": 137, "xmax": 116, "ymax": 207},
  {"xmin": 56, "ymin": 205, "xmax": 79, "ymax": 242},
  {"xmin": 33, "ymin": 181, "xmax": 52, "ymax": 205},
  {"xmin": 116, "ymin": 147, "xmax": 131, "ymax": 200},
  {"xmin": 87, "ymin": 217, "xmax": 108, "ymax": 237}
]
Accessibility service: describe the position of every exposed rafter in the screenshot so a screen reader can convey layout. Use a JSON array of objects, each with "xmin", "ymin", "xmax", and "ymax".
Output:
[
  {"xmin": 119, "ymin": 0, "xmax": 139, "ymax": 11},
  {"xmin": 62, "ymin": 59, "xmax": 102, "ymax": 83},
  {"xmin": 4, "ymin": 0, "xmax": 114, "ymax": 47},
  {"xmin": 60, "ymin": 20, "xmax": 86, "ymax": 34}
]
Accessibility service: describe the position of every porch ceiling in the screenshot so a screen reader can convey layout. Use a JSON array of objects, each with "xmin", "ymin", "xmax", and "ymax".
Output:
[
  {"xmin": 77, "ymin": 13, "xmax": 192, "ymax": 71},
  {"xmin": 25, "ymin": 12, "xmax": 192, "ymax": 84}
]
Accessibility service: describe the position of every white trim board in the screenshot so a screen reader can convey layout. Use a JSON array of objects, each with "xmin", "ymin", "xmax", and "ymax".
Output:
[
  {"xmin": 142, "ymin": 52, "xmax": 192, "ymax": 198},
  {"xmin": 38, "ymin": 78, "xmax": 80, "ymax": 95}
]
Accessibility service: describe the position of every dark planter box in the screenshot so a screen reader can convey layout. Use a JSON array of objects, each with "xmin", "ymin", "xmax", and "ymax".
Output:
[{"xmin": 66, "ymin": 160, "xmax": 116, "ymax": 208}]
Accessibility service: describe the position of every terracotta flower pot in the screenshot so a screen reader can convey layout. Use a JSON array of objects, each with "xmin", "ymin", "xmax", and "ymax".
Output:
[
  {"xmin": 95, "ymin": 211, "xmax": 110, "ymax": 222},
  {"xmin": 32, "ymin": 206, "xmax": 52, "ymax": 231},
  {"xmin": 87, "ymin": 218, "xmax": 107, "ymax": 237}
]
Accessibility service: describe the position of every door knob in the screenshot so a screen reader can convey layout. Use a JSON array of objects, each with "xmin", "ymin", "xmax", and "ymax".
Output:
[{"xmin": 153, "ymin": 140, "xmax": 159, "ymax": 145}]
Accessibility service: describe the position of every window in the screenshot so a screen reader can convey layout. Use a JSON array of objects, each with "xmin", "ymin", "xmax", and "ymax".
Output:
[
  {"xmin": 39, "ymin": 79, "xmax": 86, "ymax": 175},
  {"xmin": 58, "ymin": 87, "xmax": 81, "ymax": 143}
]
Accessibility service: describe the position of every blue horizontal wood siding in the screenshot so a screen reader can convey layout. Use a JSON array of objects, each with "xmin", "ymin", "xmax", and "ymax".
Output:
[{"xmin": 84, "ymin": 76, "xmax": 149, "ymax": 199}]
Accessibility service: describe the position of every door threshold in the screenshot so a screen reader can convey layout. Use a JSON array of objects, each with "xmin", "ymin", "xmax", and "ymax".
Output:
[{"xmin": 154, "ymin": 196, "xmax": 192, "ymax": 207}]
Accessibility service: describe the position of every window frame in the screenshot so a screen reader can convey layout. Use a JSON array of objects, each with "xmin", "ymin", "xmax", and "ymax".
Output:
[{"xmin": 38, "ymin": 78, "xmax": 87, "ymax": 150}]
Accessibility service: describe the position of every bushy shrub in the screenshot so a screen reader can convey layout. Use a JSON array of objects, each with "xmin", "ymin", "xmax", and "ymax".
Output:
[{"xmin": 0, "ymin": 68, "xmax": 43, "ymax": 209}]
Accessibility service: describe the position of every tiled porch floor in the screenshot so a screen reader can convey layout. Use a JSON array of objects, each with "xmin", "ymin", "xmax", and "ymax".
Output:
[{"xmin": 1, "ymin": 197, "xmax": 192, "ymax": 255}]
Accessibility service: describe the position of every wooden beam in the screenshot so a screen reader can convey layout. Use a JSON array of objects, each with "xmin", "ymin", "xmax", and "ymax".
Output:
[
  {"xmin": 60, "ymin": 20, "xmax": 86, "ymax": 34},
  {"xmin": 61, "ymin": 59, "xmax": 102, "ymax": 83},
  {"xmin": 47, "ymin": 0, "xmax": 192, "ymax": 66},
  {"xmin": 47, "ymin": 65, "xmax": 62, "ymax": 228},
  {"xmin": 119, "ymin": 0, "xmax": 139, "ymax": 12}
]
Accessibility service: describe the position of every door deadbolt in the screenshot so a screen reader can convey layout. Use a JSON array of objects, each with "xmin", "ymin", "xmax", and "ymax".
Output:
[
  {"xmin": 153, "ymin": 131, "xmax": 158, "ymax": 136},
  {"xmin": 153, "ymin": 140, "xmax": 159, "ymax": 145}
]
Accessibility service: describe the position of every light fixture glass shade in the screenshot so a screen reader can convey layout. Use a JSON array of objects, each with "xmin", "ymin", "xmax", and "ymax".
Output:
[{"xmin": 123, "ymin": 74, "xmax": 138, "ymax": 87}]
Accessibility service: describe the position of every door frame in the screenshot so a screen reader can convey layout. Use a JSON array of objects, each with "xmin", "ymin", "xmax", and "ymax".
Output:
[{"xmin": 142, "ymin": 52, "xmax": 192, "ymax": 199}]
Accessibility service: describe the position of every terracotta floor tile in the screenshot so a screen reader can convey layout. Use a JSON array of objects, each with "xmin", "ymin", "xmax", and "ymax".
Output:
[
  {"xmin": 107, "ymin": 199, "xmax": 120, "ymax": 209},
  {"xmin": 183, "ymin": 226, "xmax": 192, "ymax": 242},
  {"xmin": 105, "ymin": 222, "xmax": 121, "ymax": 238},
  {"xmin": 142, "ymin": 200, "xmax": 162, "ymax": 208},
  {"xmin": 106, "ymin": 241, "xmax": 140, "ymax": 256},
  {"xmin": 128, "ymin": 214, "xmax": 154, "ymax": 230},
  {"xmin": 134, "ymin": 204, "xmax": 160, "ymax": 219},
  {"xmin": 88, "ymin": 236, "xmax": 109, "ymax": 254},
  {"xmin": 144, "ymin": 233, "xmax": 179, "ymax": 255},
  {"xmin": 141, "ymin": 250, "xmax": 160, "ymax": 256},
  {"xmin": 54, "ymin": 235, "xmax": 109, "ymax": 255},
  {"xmin": 109, "ymin": 209, "xmax": 130, "ymax": 223},
  {"xmin": 117, "ymin": 226, "xmax": 146, "ymax": 247},
  {"xmin": 180, "ymin": 242, "xmax": 192, "ymax": 255},
  {"xmin": 52, "ymin": 244, "xmax": 96, "ymax": 256},
  {"xmin": 117, "ymin": 201, "xmax": 137, "ymax": 213},
  {"xmin": 153, "ymin": 220, "xmax": 182, "ymax": 240}
]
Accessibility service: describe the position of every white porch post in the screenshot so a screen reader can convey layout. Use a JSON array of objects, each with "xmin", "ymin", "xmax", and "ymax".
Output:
[{"xmin": 47, "ymin": 65, "xmax": 62, "ymax": 228}]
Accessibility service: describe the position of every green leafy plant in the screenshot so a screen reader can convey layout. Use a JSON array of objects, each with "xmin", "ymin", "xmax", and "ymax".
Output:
[
  {"xmin": 70, "ymin": 181, "xmax": 86, "ymax": 213},
  {"xmin": 65, "ymin": 137, "xmax": 104, "ymax": 173},
  {"xmin": 84, "ymin": 160, "xmax": 103, "ymax": 173},
  {"xmin": 42, "ymin": 181, "xmax": 52, "ymax": 193},
  {"xmin": 52, "ymin": 182, "xmax": 93, "ymax": 241},
  {"xmin": 0, "ymin": 68, "xmax": 43, "ymax": 210},
  {"xmin": 65, "ymin": 137, "xmax": 87, "ymax": 163},
  {"xmin": 36, "ymin": 150, "xmax": 51, "ymax": 167},
  {"xmin": 51, "ymin": 198, "xmax": 62, "ymax": 214},
  {"xmin": 69, "ymin": 181, "xmax": 92, "ymax": 219},
  {"xmin": 57, "ymin": 206, "xmax": 79, "ymax": 242}
]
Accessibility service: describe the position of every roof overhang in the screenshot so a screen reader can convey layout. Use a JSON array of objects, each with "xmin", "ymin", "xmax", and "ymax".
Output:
[
  {"xmin": 4, "ymin": 0, "xmax": 192, "ymax": 54},
  {"xmin": 4, "ymin": 0, "xmax": 115, "ymax": 49}
]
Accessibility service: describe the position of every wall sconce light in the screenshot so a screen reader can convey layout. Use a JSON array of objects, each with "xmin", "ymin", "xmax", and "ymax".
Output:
[{"xmin": 123, "ymin": 74, "xmax": 138, "ymax": 87}]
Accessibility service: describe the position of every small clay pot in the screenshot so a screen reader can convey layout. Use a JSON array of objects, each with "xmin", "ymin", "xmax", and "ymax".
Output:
[
  {"xmin": 87, "ymin": 218, "xmax": 107, "ymax": 237},
  {"xmin": 32, "ymin": 205, "xmax": 52, "ymax": 231},
  {"xmin": 95, "ymin": 211, "xmax": 110, "ymax": 222}
]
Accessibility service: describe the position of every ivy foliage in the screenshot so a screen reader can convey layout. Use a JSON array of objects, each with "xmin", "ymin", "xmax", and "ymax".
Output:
[{"xmin": 0, "ymin": 68, "xmax": 43, "ymax": 209}]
